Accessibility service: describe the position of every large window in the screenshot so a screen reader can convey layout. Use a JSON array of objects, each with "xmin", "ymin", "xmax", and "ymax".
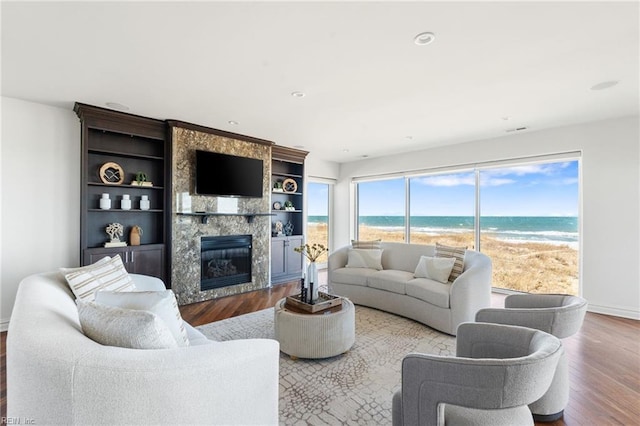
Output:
[
  {"xmin": 355, "ymin": 158, "xmax": 580, "ymax": 295},
  {"xmin": 409, "ymin": 172, "xmax": 475, "ymax": 248},
  {"xmin": 307, "ymin": 181, "xmax": 331, "ymax": 264},
  {"xmin": 479, "ymin": 162, "xmax": 579, "ymax": 294},
  {"xmin": 357, "ymin": 178, "xmax": 406, "ymax": 242}
]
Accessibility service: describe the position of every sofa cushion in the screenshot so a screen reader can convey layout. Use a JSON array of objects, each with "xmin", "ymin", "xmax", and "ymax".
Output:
[
  {"xmin": 95, "ymin": 290, "xmax": 190, "ymax": 347},
  {"xmin": 367, "ymin": 270, "xmax": 414, "ymax": 295},
  {"xmin": 77, "ymin": 300, "xmax": 179, "ymax": 349},
  {"xmin": 414, "ymin": 255, "xmax": 456, "ymax": 284},
  {"xmin": 331, "ymin": 267, "xmax": 378, "ymax": 287},
  {"xmin": 346, "ymin": 248, "xmax": 384, "ymax": 270},
  {"xmin": 61, "ymin": 255, "xmax": 136, "ymax": 302},
  {"xmin": 351, "ymin": 239, "xmax": 382, "ymax": 249},
  {"xmin": 435, "ymin": 243, "xmax": 466, "ymax": 283},
  {"xmin": 406, "ymin": 278, "xmax": 451, "ymax": 308}
]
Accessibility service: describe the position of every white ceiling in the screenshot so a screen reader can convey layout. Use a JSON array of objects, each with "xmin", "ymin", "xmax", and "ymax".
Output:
[{"xmin": 2, "ymin": 1, "xmax": 638, "ymax": 163}]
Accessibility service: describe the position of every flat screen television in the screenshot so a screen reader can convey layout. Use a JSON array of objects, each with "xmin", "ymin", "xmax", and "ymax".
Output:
[{"xmin": 195, "ymin": 150, "xmax": 264, "ymax": 197}]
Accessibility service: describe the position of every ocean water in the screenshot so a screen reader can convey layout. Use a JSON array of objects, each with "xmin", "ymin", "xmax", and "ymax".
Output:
[{"xmin": 308, "ymin": 215, "xmax": 578, "ymax": 247}]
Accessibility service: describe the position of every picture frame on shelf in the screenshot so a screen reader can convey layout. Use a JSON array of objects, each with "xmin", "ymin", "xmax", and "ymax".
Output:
[
  {"xmin": 99, "ymin": 162, "xmax": 124, "ymax": 185},
  {"xmin": 282, "ymin": 178, "xmax": 297, "ymax": 193}
]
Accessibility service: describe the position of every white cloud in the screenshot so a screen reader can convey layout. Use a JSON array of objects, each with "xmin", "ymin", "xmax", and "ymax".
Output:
[
  {"xmin": 413, "ymin": 174, "xmax": 475, "ymax": 187},
  {"xmin": 411, "ymin": 161, "xmax": 576, "ymax": 188}
]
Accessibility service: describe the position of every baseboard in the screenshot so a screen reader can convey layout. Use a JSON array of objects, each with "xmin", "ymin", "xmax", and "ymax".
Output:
[
  {"xmin": 1, "ymin": 318, "xmax": 9, "ymax": 332},
  {"xmin": 588, "ymin": 304, "xmax": 640, "ymax": 320}
]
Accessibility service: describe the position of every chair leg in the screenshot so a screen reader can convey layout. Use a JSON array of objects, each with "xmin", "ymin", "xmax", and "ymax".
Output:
[{"xmin": 533, "ymin": 411, "xmax": 564, "ymax": 422}]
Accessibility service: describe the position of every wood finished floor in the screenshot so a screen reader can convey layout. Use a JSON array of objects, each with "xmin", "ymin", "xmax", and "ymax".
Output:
[{"xmin": 1, "ymin": 280, "xmax": 638, "ymax": 425}]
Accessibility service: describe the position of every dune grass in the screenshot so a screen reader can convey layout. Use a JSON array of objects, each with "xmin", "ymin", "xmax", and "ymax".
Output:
[{"xmin": 307, "ymin": 223, "xmax": 578, "ymax": 295}]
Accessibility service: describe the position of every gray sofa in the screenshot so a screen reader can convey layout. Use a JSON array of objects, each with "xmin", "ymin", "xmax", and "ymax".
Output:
[{"xmin": 328, "ymin": 242, "xmax": 492, "ymax": 335}]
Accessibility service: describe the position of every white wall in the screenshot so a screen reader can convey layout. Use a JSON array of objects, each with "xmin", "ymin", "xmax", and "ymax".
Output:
[
  {"xmin": 334, "ymin": 116, "xmax": 640, "ymax": 320},
  {"xmin": 306, "ymin": 153, "xmax": 340, "ymax": 181},
  {"xmin": 1, "ymin": 97, "xmax": 80, "ymax": 330},
  {"xmin": 1, "ymin": 99, "xmax": 636, "ymax": 327}
]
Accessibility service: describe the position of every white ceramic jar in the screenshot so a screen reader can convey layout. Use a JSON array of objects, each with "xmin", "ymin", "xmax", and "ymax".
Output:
[
  {"xmin": 99, "ymin": 193, "xmax": 111, "ymax": 210},
  {"xmin": 121, "ymin": 194, "xmax": 131, "ymax": 210},
  {"xmin": 140, "ymin": 195, "xmax": 150, "ymax": 210}
]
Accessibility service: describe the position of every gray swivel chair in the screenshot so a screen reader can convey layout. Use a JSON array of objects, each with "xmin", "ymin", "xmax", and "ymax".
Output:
[
  {"xmin": 392, "ymin": 322, "xmax": 563, "ymax": 426},
  {"xmin": 476, "ymin": 294, "xmax": 587, "ymax": 421}
]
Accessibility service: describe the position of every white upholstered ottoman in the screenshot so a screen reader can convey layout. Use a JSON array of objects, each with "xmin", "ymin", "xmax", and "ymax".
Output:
[{"xmin": 274, "ymin": 297, "xmax": 355, "ymax": 359}]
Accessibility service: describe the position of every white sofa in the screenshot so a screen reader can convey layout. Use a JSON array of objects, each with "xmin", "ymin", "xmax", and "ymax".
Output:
[
  {"xmin": 7, "ymin": 271, "xmax": 280, "ymax": 425},
  {"xmin": 328, "ymin": 242, "xmax": 492, "ymax": 335}
]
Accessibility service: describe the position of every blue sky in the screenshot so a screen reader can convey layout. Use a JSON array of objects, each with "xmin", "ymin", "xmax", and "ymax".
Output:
[
  {"xmin": 307, "ymin": 182, "xmax": 330, "ymax": 216},
  {"xmin": 357, "ymin": 160, "xmax": 579, "ymax": 216}
]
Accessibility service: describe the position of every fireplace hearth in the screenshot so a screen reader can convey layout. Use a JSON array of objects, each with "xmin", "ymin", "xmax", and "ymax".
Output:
[{"xmin": 201, "ymin": 235, "xmax": 252, "ymax": 291}]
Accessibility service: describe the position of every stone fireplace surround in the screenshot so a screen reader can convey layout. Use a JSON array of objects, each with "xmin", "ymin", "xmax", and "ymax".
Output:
[{"xmin": 169, "ymin": 122, "xmax": 273, "ymax": 306}]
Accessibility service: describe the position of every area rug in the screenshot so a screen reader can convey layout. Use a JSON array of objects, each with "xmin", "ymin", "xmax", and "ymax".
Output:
[{"xmin": 197, "ymin": 306, "xmax": 455, "ymax": 425}]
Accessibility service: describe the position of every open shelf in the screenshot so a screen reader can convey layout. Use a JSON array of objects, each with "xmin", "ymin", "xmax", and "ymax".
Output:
[{"xmin": 177, "ymin": 212, "xmax": 275, "ymax": 224}]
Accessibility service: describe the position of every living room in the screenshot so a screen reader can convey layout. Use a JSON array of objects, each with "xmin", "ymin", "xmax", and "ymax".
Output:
[{"xmin": 1, "ymin": 1, "xmax": 639, "ymax": 425}]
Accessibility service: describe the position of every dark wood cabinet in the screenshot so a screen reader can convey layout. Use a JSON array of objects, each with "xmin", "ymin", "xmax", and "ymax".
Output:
[
  {"xmin": 75, "ymin": 103, "xmax": 170, "ymax": 285},
  {"xmin": 271, "ymin": 146, "xmax": 307, "ymax": 285},
  {"xmin": 271, "ymin": 236, "xmax": 304, "ymax": 284},
  {"xmin": 84, "ymin": 244, "xmax": 165, "ymax": 279}
]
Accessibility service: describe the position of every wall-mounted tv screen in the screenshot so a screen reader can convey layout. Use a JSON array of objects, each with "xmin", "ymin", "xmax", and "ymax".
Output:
[{"xmin": 195, "ymin": 150, "xmax": 263, "ymax": 198}]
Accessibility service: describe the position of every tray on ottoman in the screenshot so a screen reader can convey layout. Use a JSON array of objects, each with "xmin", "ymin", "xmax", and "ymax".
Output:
[{"xmin": 285, "ymin": 292, "xmax": 343, "ymax": 314}]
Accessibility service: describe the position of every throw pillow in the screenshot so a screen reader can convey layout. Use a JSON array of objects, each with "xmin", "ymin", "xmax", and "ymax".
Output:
[
  {"xmin": 346, "ymin": 248, "xmax": 384, "ymax": 270},
  {"xmin": 95, "ymin": 290, "xmax": 190, "ymax": 347},
  {"xmin": 61, "ymin": 255, "xmax": 136, "ymax": 302},
  {"xmin": 435, "ymin": 242, "xmax": 466, "ymax": 282},
  {"xmin": 351, "ymin": 239, "xmax": 382, "ymax": 249},
  {"xmin": 414, "ymin": 256, "xmax": 456, "ymax": 284},
  {"xmin": 77, "ymin": 300, "xmax": 179, "ymax": 349}
]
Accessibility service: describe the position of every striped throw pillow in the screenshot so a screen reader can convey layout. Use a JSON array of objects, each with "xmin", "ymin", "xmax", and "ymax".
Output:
[
  {"xmin": 61, "ymin": 255, "xmax": 136, "ymax": 302},
  {"xmin": 351, "ymin": 239, "xmax": 382, "ymax": 249},
  {"xmin": 435, "ymin": 243, "xmax": 466, "ymax": 283}
]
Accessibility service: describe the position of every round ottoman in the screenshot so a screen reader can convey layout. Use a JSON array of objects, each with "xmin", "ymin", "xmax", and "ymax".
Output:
[{"xmin": 274, "ymin": 297, "xmax": 355, "ymax": 359}]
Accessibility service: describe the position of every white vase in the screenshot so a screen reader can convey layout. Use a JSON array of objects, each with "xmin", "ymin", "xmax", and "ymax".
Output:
[
  {"xmin": 307, "ymin": 261, "xmax": 319, "ymax": 302},
  {"xmin": 121, "ymin": 194, "xmax": 131, "ymax": 210},
  {"xmin": 99, "ymin": 193, "xmax": 111, "ymax": 210},
  {"xmin": 140, "ymin": 195, "xmax": 150, "ymax": 210}
]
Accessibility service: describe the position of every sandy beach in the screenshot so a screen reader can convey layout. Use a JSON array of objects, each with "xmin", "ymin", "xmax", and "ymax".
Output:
[{"xmin": 307, "ymin": 223, "xmax": 578, "ymax": 295}]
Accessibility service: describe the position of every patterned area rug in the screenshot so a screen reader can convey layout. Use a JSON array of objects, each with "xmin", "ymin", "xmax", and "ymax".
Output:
[{"xmin": 197, "ymin": 306, "xmax": 455, "ymax": 425}]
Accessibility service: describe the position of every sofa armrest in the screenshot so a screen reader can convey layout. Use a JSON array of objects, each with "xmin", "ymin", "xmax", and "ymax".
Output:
[
  {"xmin": 328, "ymin": 246, "xmax": 350, "ymax": 272},
  {"xmin": 449, "ymin": 251, "xmax": 492, "ymax": 333}
]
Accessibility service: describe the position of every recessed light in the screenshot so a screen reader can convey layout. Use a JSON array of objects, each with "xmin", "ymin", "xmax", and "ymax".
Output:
[
  {"xmin": 414, "ymin": 32, "xmax": 436, "ymax": 46},
  {"xmin": 506, "ymin": 126, "xmax": 528, "ymax": 133},
  {"xmin": 342, "ymin": 149, "xmax": 350, "ymax": 153},
  {"xmin": 404, "ymin": 136, "xmax": 413, "ymax": 141},
  {"xmin": 361, "ymin": 155, "xmax": 369, "ymax": 158},
  {"xmin": 501, "ymin": 116, "xmax": 512, "ymax": 121},
  {"xmin": 294, "ymin": 145, "xmax": 305, "ymax": 149},
  {"xmin": 228, "ymin": 120, "xmax": 239, "ymax": 125},
  {"xmin": 590, "ymin": 80, "xmax": 619, "ymax": 91},
  {"xmin": 291, "ymin": 91, "xmax": 306, "ymax": 98},
  {"xmin": 105, "ymin": 102, "xmax": 129, "ymax": 111}
]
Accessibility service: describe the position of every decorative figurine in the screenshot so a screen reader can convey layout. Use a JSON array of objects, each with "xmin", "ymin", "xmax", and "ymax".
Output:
[
  {"xmin": 273, "ymin": 220, "xmax": 284, "ymax": 237},
  {"xmin": 284, "ymin": 221, "xmax": 294, "ymax": 236},
  {"xmin": 130, "ymin": 225, "xmax": 143, "ymax": 246},
  {"xmin": 104, "ymin": 223, "xmax": 127, "ymax": 247}
]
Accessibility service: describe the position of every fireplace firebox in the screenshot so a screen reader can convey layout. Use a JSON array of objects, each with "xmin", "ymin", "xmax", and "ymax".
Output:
[{"xmin": 201, "ymin": 235, "xmax": 252, "ymax": 291}]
